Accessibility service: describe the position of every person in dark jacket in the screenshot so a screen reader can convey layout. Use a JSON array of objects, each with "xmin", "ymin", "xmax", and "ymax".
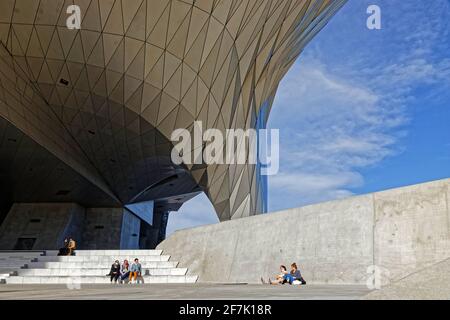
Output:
[
  {"xmin": 57, "ymin": 237, "xmax": 70, "ymax": 256},
  {"xmin": 108, "ymin": 260, "xmax": 121, "ymax": 283},
  {"xmin": 67, "ymin": 237, "xmax": 76, "ymax": 256}
]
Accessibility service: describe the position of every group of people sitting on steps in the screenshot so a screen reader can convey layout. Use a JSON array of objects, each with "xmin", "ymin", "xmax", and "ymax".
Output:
[
  {"xmin": 262, "ymin": 263, "xmax": 307, "ymax": 285},
  {"xmin": 57, "ymin": 237, "xmax": 77, "ymax": 256},
  {"xmin": 108, "ymin": 258, "xmax": 142, "ymax": 284}
]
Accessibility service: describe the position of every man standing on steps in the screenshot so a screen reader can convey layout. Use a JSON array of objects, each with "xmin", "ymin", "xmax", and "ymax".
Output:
[{"xmin": 129, "ymin": 258, "xmax": 142, "ymax": 284}]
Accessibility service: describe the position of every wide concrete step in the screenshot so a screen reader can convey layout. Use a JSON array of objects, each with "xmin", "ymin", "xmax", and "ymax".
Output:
[
  {"xmin": 0, "ymin": 263, "xmax": 33, "ymax": 268},
  {"xmin": 0, "ymin": 257, "xmax": 37, "ymax": 263},
  {"xmin": 63, "ymin": 250, "xmax": 163, "ymax": 256},
  {"xmin": 0, "ymin": 254, "xmax": 40, "ymax": 280},
  {"xmin": 26, "ymin": 261, "xmax": 179, "ymax": 269},
  {"xmin": 0, "ymin": 270, "xmax": 12, "ymax": 284},
  {"xmin": 42, "ymin": 250, "xmax": 59, "ymax": 256},
  {"xmin": 0, "ymin": 252, "xmax": 46, "ymax": 275},
  {"xmin": 0, "ymin": 256, "xmax": 42, "ymax": 260},
  {"xmin": 18, "ymin": 268, "xmax": 188, "ymax": 276},
  {"xmin": 0, "ymin": 260, "xmax": 36, "ymax": 265},
  {"xmin": 0, "ymin": 257, "xmax": 37, "ymax": 261},
  {"xmin": 0, "ymin": 268, "xmax": 17, "ymax": 273},
  {"xmin": 0, "ymin": 251, "xmax": 45, "ymax": 257},
  {"xmin": 0, "ymin": 264, "xmax": 29, "ymax": 269},
  {"xmin": 0, "ymin": 259, "xmax": 40, "ymax": 264},
  {"xmin": 34, "ymin": 255, "xmax": 170, "ymax": 262},
  {"xmin": 5, "ymin": 275, "xmax": 198, "ymax": 284}
]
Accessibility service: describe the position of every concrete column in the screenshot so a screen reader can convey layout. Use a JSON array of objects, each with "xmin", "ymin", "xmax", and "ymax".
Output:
[{"xmin": 139, "ymin": 211, "xmax": 170, "ymax": 249}]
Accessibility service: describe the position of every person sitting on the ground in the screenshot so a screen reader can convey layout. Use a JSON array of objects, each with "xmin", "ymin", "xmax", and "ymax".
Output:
[
  {"xmin": 67, "ymin": 237, "xmax": 76, "ymax": 256},
  {"xmin": 290, "ymin": 263, "xmax": 306, "ymax": 285},
  {"xmin": 129, "ymin": 258, "xmax": 142, "ymax": 284},
  {"xmin": 108, "ymin": 260, "xmax": 121, "ymax": 283},
  {"xmin": 261, "ymin": 265, "xmax": 290, "ymax": 285},
  {"xmin": 281, "ymin": 265, "xmax": 296, "ymax": 285},
  {"xmin": 120, "ymin": 260, "xmax": 130, "ymax": 284}
]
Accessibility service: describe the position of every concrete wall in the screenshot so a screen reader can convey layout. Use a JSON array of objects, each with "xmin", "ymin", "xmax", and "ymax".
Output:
[
  {"xmin": 158, "ymin": 178, "xmax": 450, "ymax": 285},
  {"xmin": 120, "ymin": 210, "xmax": 141, "ymax": 249},
  {"xmin": 0, "ymin": 204, "xmax": 145, "ymax": 250},
  {"xmin": 363, "ymin": 258, "xmax": 450, "ymax": 300},
  {"xmin": 81, "ymin": 208, "xmax": 142, "ymax": 249},
  {"xmin": 0, "ymin": 203, "xmax": 85, "ymax": 250},
  {"xmin": 373, "ymin": 181, "xmax": 450, "ymax": 282},
  {"xmin": 82, "ymin": 208, "xmax": 125, "ymax": 249}
]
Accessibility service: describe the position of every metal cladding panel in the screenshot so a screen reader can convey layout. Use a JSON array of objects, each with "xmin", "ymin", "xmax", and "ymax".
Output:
[{"xmin": 125, "ymin": 201, "xmax": 154, "ymax": 225}]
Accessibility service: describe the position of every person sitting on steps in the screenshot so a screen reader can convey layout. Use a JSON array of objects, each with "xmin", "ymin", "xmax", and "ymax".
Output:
[
  {"xmin": 108, "ymin": 260, "xmax": 121, "ymax": 283},
  {"xmin": 67, "ymin": 237, "xmax": 76, "ymax": 256},
  {"xmin": 129, "ymin": 258, "xmax": 142, "ymax": 284},
  {"xmin": 120, "ymin": 260, "xmax": 130, "ymax": 284},
  {"xmin": 57, "ymin": 237, "xmax": 70, "ymax": 256}
]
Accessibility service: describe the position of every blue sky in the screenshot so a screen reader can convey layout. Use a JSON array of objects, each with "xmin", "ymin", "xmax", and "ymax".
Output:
[{"xmin": 167, "ymin": 0, "xmax": 450, "ymax": 235}]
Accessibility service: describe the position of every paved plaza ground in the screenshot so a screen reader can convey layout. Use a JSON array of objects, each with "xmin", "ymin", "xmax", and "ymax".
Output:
[{"xmin": 0, "ymin": 284, "xmax": 371, "ymax": 300}]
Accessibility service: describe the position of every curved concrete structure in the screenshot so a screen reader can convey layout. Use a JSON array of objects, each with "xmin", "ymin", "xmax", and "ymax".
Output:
[
  {"xmin": 0, "ymin": 0, "xmax": 346, "ymax": 220},
  {"xmin": 0, "ymin": 0, "xmax": 346, "ymax": 249}
]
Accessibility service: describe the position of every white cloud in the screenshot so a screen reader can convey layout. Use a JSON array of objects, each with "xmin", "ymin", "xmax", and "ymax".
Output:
[
  {"xmin": 267, "ymin": 56, "xmax": 410, "ymax": 210},
  {"xmin": 270, "ymin": 171, "xmax": 361, "ymax": 204},
  {"xmin": 267, "ymin": 20, "xmax": 450, "ymax": 211}
]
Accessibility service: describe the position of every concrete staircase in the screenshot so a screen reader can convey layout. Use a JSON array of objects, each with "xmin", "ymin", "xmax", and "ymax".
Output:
[
  {"xmin": 2, "ymin": 250, "xmax": 197, "ymax": 284},
  {"xmin": 0, "ymin": 251, "xmax": 47, "ymax": 283}
]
